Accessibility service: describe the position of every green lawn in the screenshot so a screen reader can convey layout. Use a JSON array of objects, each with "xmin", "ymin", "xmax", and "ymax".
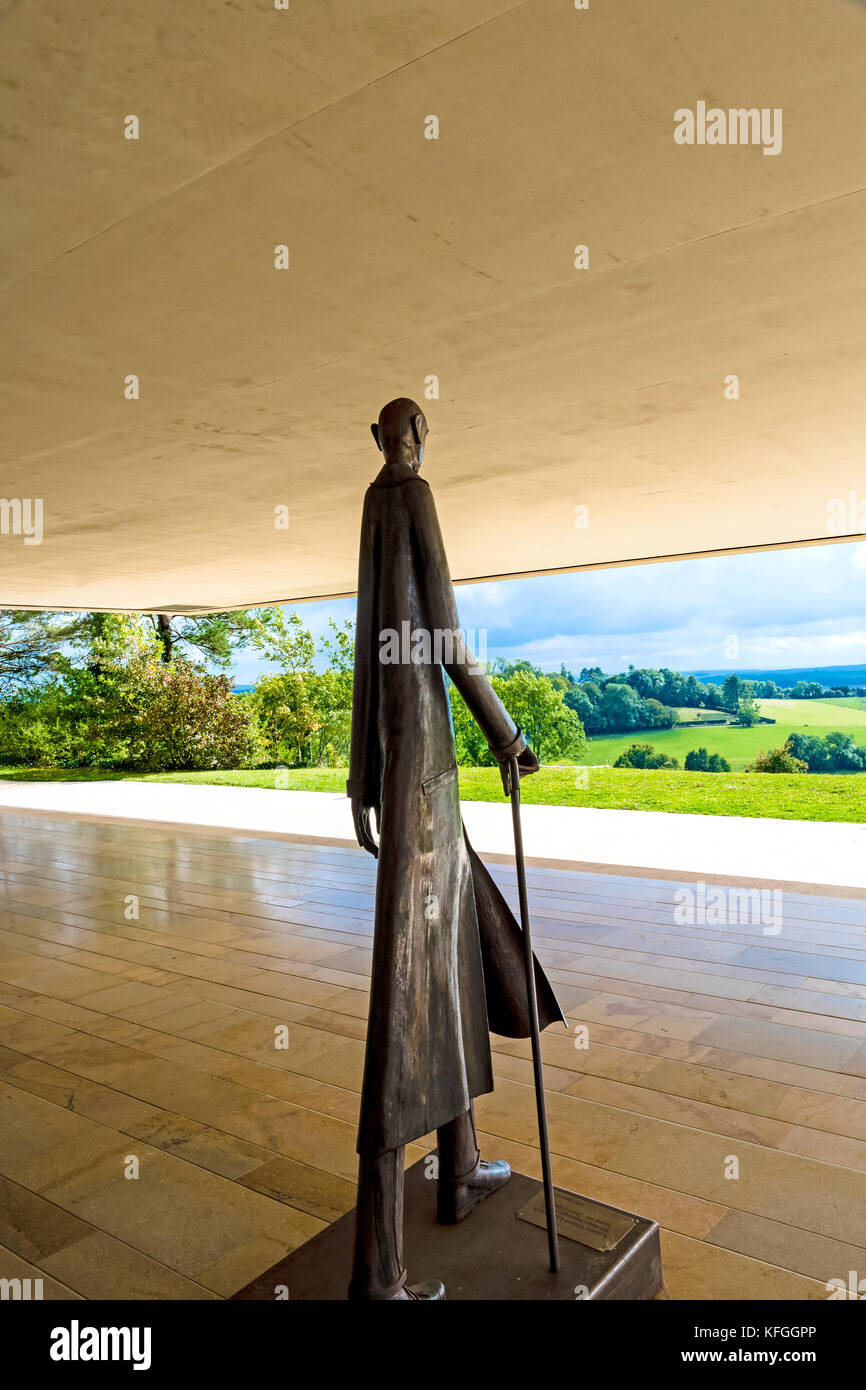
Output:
[
  {"xmin": 584, "ymin": 720, "xmax": 866, "ymax": 772},
  {"xmin": 754, "ymin": 698, "xmax": 866, "ymax": 726},
  {"xmin": 459, "ymin": 766, "xmax": 864, "ymax": 822},
  {"xmin": 1, "ymin": 764, "xmax": 861, "ymax": 823}
]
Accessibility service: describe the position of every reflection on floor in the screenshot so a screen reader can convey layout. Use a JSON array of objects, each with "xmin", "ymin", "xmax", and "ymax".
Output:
[{"xmin": 0, "ymin": 810, "xmax": 864, "ymax": 1300}]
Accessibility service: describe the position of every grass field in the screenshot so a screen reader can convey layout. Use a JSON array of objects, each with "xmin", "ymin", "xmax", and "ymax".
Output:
[
  {"xmin": 585, "ymin": 703, "xmax": 866, "ymax": 772},
  {"xmin": 1, "ymin": 764, "xmax": 862, "ymax": 822},
  {"xmin": 457, "ymin": 766, "xmax": 865, "ymax": 821},
  {"xmin": 672, "ymin": 707, "xmax": 733, "ymax": 724},
  {"xmin": 754, "ymin": 698, "xmax": 866, "ymax": 726},
  {"xmin": 818, "ymin": 696, "xmax": 866, "ymax": 712}
]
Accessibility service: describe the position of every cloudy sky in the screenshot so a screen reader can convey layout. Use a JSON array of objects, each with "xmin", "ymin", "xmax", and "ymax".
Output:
[{"xmin": 231, "ymin": 538, "xmax": 866, "ymax": 683}]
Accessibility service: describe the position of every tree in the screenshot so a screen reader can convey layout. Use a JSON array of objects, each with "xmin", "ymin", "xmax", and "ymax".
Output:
[
  {"xmin": 147, "ymin": 610, "xmax": 264, "ymax": 667},
  {"xmin": 645, "ymin": 698, "xmax": 677, "ymax": 729},
  {"xmin": 67, "ymin": 612, "xmax": 143, "ymax": 673},
  {"xmin": 626, "ymin": 667, "xmax": 664, "ymax": 700},
  {"xmin": 492, "ymin": 657, "xmax": 543, "ymax": 678},
  {"xmin": 823, "ymin": 731, "xmax": 866, "ymax": 772},
  {"xmin": 784, "ymin": 732, "xmax": 829, "ymax": 772},
  {"xmin": 0, "ymin": 610, "xmax": 82, "ymax": 695},
  {"xmin": 790, "ymin": 680, "xmax": 824, "ymax": 699},
  {"xmin": 782, "ymin": 731, "xmax": 866, "ymax": 773},
  {"xmin": 733, "ymin": 693, "xmax": 761, "ymax": 727},
  {"xmin": 683, "ymin": 674, "xmax": 707, "ymax": 708},
  {"xmin": 722, "ymin": 673, "xmax": 742, "ymax": 714},
  {"xmin": 598, "ymin": 682, "xmax": 644, "ymax": 732},
  {"xmin": 614, "ymin": 743, "xmax": 678, "ymax": 769},
  {"xmin": 659, "ymin": 668, "xmax": 687, "ymax": 707},
  {"xmin": 684, "ymin": 747, "xmax": 730, "ymax": 772},
  {"xmin": 449, "ymin": 688, "xmax": 496, "ymax": 766},
  {"xmin": 313, "ymin": 620, "xmax": 355, "ymax": 764},
  {"xmin": 250, "ymin": 614, "xmax": 355, "ymax": 766},
  {"xmin": 249, "ymin": 608, "xmax": 316, "ymax": 671},
  {"xmin": 452, "ymin": 671, "xmax": 585, "ymax": 766},
  {"xmin": 489, "ymin": 670, "xmax": 585, "ymax": 763},
  {"xmin": 253, "ymin": 670, "xmax": 321, "ymax": 766},
  {"xmin": 0, "ymin": 646, "xmax": 258, "ymax": 771},
  {"xmin": 563, "ymin": 686, "xmax": 598, "ymax": 731}
]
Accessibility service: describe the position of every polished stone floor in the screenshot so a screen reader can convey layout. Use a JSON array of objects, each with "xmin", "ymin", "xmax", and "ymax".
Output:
[{"xmin": 0, "ymin": 810, "xmax": 864, "ymax": 1299}]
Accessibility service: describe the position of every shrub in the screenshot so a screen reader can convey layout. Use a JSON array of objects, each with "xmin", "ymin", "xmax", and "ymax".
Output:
[
  {"xmin": 0, "ymin": 675, "xmax": 126, "ymax": 769},
  {"xmin": 120, "ymin": 657, "xmax": 258, "ymax": 772},
  {"xmin": 251, "ymin": 669, "xmax": 351, "ymax": 768},
  {"xmin": 748, "ymin": 746, "xmax": 809, "ymax": 774},
  {"xmin": 820, "ymin": 731, "xmax": 866, "ymax": 772},
  {"xmin": 784, "ymin": 732, "xmax": 831, "ymax": 772},
  {"xmin": 782, "ymin": 731, "xmax": 866, "ymax": 773},
  {"xmin": 685, "ymin": 747, "xmax": 731, "ymax": 773},
  {"xmin": 614, "ymin": 743, "xmax": 678, "ymax": 770}
]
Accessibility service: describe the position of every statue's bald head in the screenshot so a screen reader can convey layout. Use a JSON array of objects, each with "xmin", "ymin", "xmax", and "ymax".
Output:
[{"xmin": 370, "ymin": 397, "xmax": 428, "ymax": 471}]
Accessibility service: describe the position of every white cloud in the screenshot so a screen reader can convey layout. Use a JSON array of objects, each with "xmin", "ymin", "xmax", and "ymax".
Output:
[{"xmin": 231, "ymin": 540, "xmax": 866, "ymax": 680}]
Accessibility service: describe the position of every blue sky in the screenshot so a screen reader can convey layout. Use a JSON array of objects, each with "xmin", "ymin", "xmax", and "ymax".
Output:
[{"xmin": 231, "ymin": 539, "xmax": 866, "ymax": 683}]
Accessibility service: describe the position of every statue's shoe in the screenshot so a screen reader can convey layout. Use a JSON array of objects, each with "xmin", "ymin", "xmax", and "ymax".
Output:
[
  {"xmin": 350, "ymin": 1276, "xmax": 445, "ymax": 1300},
  {"xmin": 437, "ymin": 1159, "xmax": 511, "ymax": 1224},
  {"xmin": 403, "ymin": 1279, "xmax": 446, "ymax": 1300}
]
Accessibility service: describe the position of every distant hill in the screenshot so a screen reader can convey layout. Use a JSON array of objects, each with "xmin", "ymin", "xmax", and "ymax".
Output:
[
  {"xmin": 235, "ymin": 668, "xmax": 866, "ymax": 692},
  {"xmin": 685, "ymin": 663, "xmax": 866, "ymax": 688}
]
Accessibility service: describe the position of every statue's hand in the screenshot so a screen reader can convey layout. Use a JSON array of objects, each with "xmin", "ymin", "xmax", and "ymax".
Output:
[
  {"xmin": 351, "ymin": 798, "xmax": 380, "ymax": 857},
  {"xmin": 498, "ymin": 744, "xmax": 540, "ymax": 796}
]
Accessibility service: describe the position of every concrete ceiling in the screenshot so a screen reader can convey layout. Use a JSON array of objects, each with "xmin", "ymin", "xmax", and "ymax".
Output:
[{"xmin": 2, "ymin": 0, "xmax": 865, "ymax": 613}]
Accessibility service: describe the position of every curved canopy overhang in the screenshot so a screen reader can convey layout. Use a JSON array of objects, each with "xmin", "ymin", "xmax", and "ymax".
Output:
[{"xmin": 2, "ymin": 0, "xmax": 865, "ymax": 612}]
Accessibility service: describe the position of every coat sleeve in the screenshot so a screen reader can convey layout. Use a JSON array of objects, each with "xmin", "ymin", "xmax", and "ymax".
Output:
[
  {"xmin": 346, "ymin": 492, "xmax": 380, "ymax": 802},
  {"xmin": 406, "ymin": 479, "xmax": 525, "ymax": 762}
]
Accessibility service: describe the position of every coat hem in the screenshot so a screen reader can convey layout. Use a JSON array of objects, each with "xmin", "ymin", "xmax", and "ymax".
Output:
[{"xmin": 355, "ymin": 1077, "xmax": 496, "ymax": 1159}]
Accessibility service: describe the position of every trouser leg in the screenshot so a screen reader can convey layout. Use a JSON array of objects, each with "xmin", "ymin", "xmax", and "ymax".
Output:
[
  {"xmin": 348, "ymin": 1145, "xmax": 407, "ymax": 1299},
  {"xmin": 437, "ymin": 1103, "xmax": 480, "ymax": 1181},
  {"xmin": 436, "ymin": 1101, "xmax": 510, "ymax": 1224}
]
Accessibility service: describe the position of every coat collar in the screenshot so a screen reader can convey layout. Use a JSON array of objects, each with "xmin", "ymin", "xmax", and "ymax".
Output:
[{"xmin": 370, "ymin": 459, "xmax": 428, "ymax": 489}]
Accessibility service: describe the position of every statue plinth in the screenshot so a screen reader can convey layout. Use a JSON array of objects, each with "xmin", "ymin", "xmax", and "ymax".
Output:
[{"xmin": 231, "ymin": 1160, "xmax": 663, "ymax": 1301}]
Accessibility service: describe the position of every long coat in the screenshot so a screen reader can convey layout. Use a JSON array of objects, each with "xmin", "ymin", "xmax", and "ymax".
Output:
[{"xmin": 348, "ymin": 458, "xmax": 564, "ymax": 1157}]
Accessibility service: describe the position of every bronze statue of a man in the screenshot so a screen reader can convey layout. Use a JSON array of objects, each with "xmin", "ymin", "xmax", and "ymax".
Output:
[{"xmin": 347, "ymin": 398, "xmax": 564, "ymax": 1300}]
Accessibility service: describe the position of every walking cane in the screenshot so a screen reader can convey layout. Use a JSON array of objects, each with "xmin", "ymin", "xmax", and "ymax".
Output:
[{"xmin": 507, "ymin": 753, "xmax": 560, "ymax": 1274}]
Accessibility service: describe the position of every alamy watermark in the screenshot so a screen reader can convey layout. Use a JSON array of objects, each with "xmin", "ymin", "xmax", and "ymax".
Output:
[
  {"xmin": 826, "ymin": 1271, "xmax": 866, "ymax": 1300},
  {"xmin": 1, "ymin": 1276, "xmax": 43, "ymax": 1299},
  {"xmin": 674, "ymin": 102, "xmax": 782, "ymax": 156},
  {"xmin": 49, "ymin": 1321, "xmax": 151, "ymax": 1370},
  {"xmin": 379, "ymin": 622, "xmax": 487, "ymax": 667},
  {"xmin": 0, "ymin": 497, "xmax": 43, "ymax": 545},
  {"xmin": 826, "ymin": 490, "xmax": 865, "ymax": 535},
  {"xmin": 674, "ymin": 881, "xmax": 782, "ymax": 935}
]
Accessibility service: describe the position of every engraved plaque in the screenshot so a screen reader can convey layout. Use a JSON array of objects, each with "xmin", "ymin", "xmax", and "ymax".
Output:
[{"xmin": 517, "ymin": 1190, "xmax": 638, "ymax": 1252}]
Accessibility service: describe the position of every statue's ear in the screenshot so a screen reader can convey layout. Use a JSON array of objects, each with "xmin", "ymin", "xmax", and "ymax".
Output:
[
  {"xmin": 370, "ymin": 423, "xmax": 381, "ymax": 451},
  {"xmin": 411, "ymin": 414, "xmax": 424, "ymax": 446}
]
